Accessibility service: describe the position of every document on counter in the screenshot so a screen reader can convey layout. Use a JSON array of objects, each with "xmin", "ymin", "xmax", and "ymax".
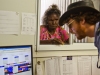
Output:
[
  {"xmin": 62, "ymin": 56, "xmax": 78, "ymax": 75},
  {"xmin": 92, "ymin": 56, "xmax": 100, "ymax": 75},
  {"xmin": 77, "ymin": 56, "xmax": 91, "ymax": 75},
  {"xmin": 21, "ymin": 13, "xmax": 36, "ymax": 35},
  {"xmin": 0, "ymin": 10, "xmax": 20, "ymax": 34}
]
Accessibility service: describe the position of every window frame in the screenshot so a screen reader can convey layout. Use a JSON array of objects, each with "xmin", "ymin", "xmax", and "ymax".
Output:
[{"xmin": 36, "ymin": 0, "xmax": 97, "ymax": 51}]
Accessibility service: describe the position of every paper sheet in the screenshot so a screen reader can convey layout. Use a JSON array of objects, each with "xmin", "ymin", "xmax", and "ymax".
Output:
[
  {"xmin": 36, "ymin": 64, "xmax": 43, "ymax": 75},
  {"xmin": 21, "ymin": 13, "xmax": 36, "ymax": 35},
  {"xmin": 62, "ymin": 56, "xmax": 78, "ymax": 75},
  {"xmin": 0, "ymin": 10, "xmax": 20, "ymax": 34},
  {"xmin": 53, "ymin": 57, "xmax": 63, "ymax": 75},
  {"xmin": 45, "ymin": 59, "xmax": 55, "ymax": 75},
  {"xmin": 92, "ymin": 56, "xmax": 100, "ymax": 75},
  {"xmin": 45, "ymin": 56, "xmax": 97, "ymax": 75},
  {"xmin": 45, "ymin": 57, "xmax": 63, "ymax": 75},
  {"xmin": 77, "ymin": 56, "xmax": 91, "ymax": 75}
]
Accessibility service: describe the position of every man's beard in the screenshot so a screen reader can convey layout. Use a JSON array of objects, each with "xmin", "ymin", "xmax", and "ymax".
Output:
[{"xmin": 76, "ymin": 34, "xmax": 86, "ymax": 40}]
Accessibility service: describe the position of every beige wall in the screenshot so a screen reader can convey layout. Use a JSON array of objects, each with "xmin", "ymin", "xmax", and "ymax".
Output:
[{"xmin": 0, "ymin": 0, "xmax": 36, "ymax": 75}]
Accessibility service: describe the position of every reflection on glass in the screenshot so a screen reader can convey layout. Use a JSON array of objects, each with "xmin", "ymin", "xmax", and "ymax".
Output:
[{"xmin": 40, "ymin": 4, "xmax": 69, "ymax": 45}]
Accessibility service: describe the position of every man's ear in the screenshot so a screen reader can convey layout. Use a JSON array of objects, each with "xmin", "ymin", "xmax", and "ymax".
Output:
[{"xmin": 80, "ymin": 19, "xmax": 85, "ymax": 25}]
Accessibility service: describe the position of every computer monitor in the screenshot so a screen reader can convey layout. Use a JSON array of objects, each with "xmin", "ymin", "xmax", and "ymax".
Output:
[{"xmin": 0, "ymin": 45, "xmax": 33, "ymax": 75}]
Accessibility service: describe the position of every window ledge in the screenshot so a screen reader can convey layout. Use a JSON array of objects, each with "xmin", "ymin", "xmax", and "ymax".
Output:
[{"xmin": 37, "ymin": 43, "xmax": 97, "ymax": 51}]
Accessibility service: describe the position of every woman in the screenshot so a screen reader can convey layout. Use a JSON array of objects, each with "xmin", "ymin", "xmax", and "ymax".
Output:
[{"xmin": 40, "ymin": 4, "xmax": 69, "ymax": 45}]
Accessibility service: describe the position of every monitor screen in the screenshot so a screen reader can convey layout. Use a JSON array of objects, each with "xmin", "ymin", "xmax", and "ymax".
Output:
[{"xmin": 0, "ymin": 45, "xmax": 33, "ymax": 75}]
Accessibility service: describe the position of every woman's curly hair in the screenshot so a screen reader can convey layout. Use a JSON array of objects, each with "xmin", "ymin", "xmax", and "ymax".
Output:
[{"xmin": 42, "ymin": 4, "xmax": 61, "ymax": 25}]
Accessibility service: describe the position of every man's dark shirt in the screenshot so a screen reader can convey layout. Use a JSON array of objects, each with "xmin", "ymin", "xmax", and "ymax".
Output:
[{"xmin": 94, "ymin": 22, "xmax": 100, "ymax": 68}]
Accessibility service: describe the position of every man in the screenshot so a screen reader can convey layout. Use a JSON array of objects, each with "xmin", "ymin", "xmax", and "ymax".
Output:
[{"xmin": 59, "ymin": 0, "xmax": 100, "ymax": 68}]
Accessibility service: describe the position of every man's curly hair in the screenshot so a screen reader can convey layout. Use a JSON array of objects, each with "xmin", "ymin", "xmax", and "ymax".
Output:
[{"xmin": 66, "ymin": 12, "xmax": 100, "ymax": 25}]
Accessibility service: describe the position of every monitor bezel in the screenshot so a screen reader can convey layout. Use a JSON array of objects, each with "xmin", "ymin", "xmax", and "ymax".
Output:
[{"xmin": 0, "ymin": 45, "xmax": 33, "ymax": 75}]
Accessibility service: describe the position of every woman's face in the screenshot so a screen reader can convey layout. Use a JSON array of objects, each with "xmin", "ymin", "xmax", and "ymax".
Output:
[{"xmin": 47, "ymin": 14, "xmax": 59, "ymax": 29}]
